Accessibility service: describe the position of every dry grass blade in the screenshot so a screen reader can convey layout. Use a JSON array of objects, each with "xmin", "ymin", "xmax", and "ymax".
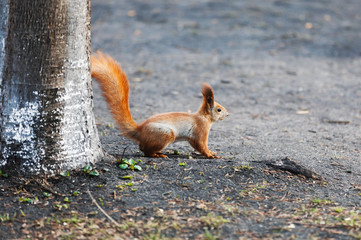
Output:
[{"xmin": 87, "ymin": 189, "xmax": 121, "ymax": 227}]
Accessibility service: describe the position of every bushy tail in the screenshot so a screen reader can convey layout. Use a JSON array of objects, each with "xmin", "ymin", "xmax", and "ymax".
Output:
[{"xmin": 91, "ymin": 52, "xmax": 138, "ymax": 139}]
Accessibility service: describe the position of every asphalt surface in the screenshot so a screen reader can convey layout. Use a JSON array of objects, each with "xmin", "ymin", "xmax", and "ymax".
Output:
[{"xmin": 91, "ymin": 0, "xmax": 361, "ymax": 194}]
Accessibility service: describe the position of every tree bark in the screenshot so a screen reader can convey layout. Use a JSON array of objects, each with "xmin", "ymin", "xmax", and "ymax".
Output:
[{"xmin": 0, "ymin": 0, "xmax": 103, "ymax": 176}]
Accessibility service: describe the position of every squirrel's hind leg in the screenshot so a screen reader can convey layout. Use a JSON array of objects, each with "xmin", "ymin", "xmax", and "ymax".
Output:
[
  {"xmin": 139, "ymin": 131, "xmax": 175, "ymax": 158},
  {"xmin": 147, "ymin": 153, "xmax": 168, "ymax": 158}
]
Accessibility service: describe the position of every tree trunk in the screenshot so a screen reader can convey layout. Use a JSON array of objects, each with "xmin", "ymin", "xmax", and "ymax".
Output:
[{"xmin": 0, "ymin": 0, "xmax": 103, "ymax": 176}]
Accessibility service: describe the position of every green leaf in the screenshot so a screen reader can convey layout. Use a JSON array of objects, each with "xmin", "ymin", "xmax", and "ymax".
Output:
[
  {"xmin": 0, "ymin": 170, "xmax": 7, "ymax": 177},
  {"xmin": 64, "ymin": 197, "xmax": 71, "ymax": 203},
  {"xmin": 128, "ymin": 159, "xmax": 136, "ymax": 166},
  {"xmin": 89, "ymin": 170, "xmax": 100, "ymax": 176},
  {"xmin": 122, "ymin": 175, "xmax": 133, "ymax": 180},
  {"xmin": 43, "ymin": 192, "xmax": 51, "ymax": 197},
  {"xmin": 19, "ymin": 197, "xmax": 33, "ymax": 203},
  {"xmin": 122, "ymin": 159, "xmax": 130, "ymax": 165},
  {"xmin": 119, "ymin": 164, "xmax": 128, "ymax": 170},
  {"xmin": 133, "ymin": 165, "xmax": 142, "ymax": 171},
  {"xmin": 72, "ymin": 191, "xmax": 80, "ymax": 196},
  {"xmin": 126, "ymin": 182, "xmax": 133, "ymax": 187},
  {"xmin": 179, "ymin": 162, "xmax": 187, "ymax": 166},
  {"xmin": 198, "ymin": 179, "xmax": 206, "ymax": 184},
  {"xmin": 20, "ymin": 209, "xmax": 26, "ymax": 217},
  {"xmin": 59, "ymin": 171, "xmax": 70, "ymax": 177},
  {"xmin": 83, "ymin": 165, "xmax": 92, "ymax": 173}
]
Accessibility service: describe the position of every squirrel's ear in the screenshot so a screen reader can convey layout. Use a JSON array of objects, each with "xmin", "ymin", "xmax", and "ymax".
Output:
[{"xmin": 201, "ymin": 83, "xmax": 214, "ymax": 109}]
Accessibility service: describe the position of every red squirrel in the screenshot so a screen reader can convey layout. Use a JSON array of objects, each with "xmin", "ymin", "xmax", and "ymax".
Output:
[{"xmin": 91, "ymin": 52, "xmax": 229, "ymax": 158}]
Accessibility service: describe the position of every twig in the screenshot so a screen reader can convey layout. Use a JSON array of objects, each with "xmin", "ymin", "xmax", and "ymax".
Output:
[
  {"xmin": 280, "ymin": 191, "xmax": 288, "ymax": 202},
  {"xmin": 266, "ymin": 157, "xmax": 321, "ymax": 180},
  {"xmin": 326, "ymin": 120, "xmax": 350, "ymax": 125},
  {"xmin": 120, "ymin": 147, "xmax": 128, "ymax": 162},
  {"xmin": 321, "ymin": 118, "xmax": 350, "ymax": 125},
  {"xmin": 87, "ymin": 189, "xmax": 121, "ymax": 227}
]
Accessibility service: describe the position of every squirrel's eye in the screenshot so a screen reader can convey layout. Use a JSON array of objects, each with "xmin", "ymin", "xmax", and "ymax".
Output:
[{"xmin": 217, "ymin": 108, "xmax": 222, "ymax": 112}]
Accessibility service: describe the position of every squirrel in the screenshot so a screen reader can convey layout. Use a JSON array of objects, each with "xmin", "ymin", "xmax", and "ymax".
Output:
[{"xmin": 91, "ymin": 51, "xmax": 229, "ymax": 158}]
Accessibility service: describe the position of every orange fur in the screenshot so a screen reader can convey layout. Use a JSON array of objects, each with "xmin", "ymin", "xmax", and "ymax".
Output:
[
  {"xmin": 91, "ymin": 52, "xmax": 229, "ymax": 158},
  {"xmin": 91, "ymin": 52, "xmax": 138, "ymax": 139}
]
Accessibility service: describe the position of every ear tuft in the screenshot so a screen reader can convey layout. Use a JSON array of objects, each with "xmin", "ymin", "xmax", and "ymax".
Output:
[{"xmin": 201, "ymin": 83, "xmax": 214, "ymax": 108}]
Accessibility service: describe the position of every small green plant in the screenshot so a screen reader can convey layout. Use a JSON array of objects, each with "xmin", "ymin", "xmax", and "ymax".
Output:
[
  {"xmin": 197, "ymin": 179, "xmax": 206, "ymax": 184},
  {"xmin": 72, "ymin": 191, "xmax": 80, "ymax": 196},
  {"xmin": 43, "ymin": 192, "xmax": 51, "ymax": 197},
  {"xmin": 122, "ymin": 175, "xmax": 133, "ymax": 180},
  {"xmin": 143, "ymin": 228, "xmax": 165, "ymax": 240},
  {"xmin": 98, "ymin": 198, "xmax": 103, "ymax": 206},
  {"xmin": 55, "ymin": 203, "xmax": 69, "ymax": 211},
  {"xmin": 258, "ymin": 180, "xmax": 267, "ymax": 189},
  {"xmin": 203, "ymin": 228, "xmax": 221, "ymax": 240},
  {"xmin": 83, "ymin": 165, "xmax": 99, "ymax": 176},
  {"xmin": 311, "ymin": 198, "xmax": 333, "ymax": 205},
  {"xmin": 179, "ymin": 162, "xmax": 187, "ymax": 166},
  {"xmin": 19, "ymin": 210, "xmax": 26, "ymax": 217},
  {"xmin": 332, "ymin": 207, "xmax": 344, "ymax": 213},
  {"xmin": 62, "ymin": 214, "xmax": 83, "ymax": 225},
  {"xmin": 19, "ymin": 197, "xmax": 38, "ymax": 204},
  {"xmin": 59, "ymin": 171, "xmax": 70, "ymax": 177},
  {"xmin": 118, "ymin": 158, "xmax": 142, "ymax": 171},
  {"xmin": 233, "ymin": 164, "xmax": 253, "ymax": 171},
  {"xmin": 116, "ymin": 182, "xmax": 136, "ymax": 192},
  {"xmin": 200, "ymin": 213, "xmax": 229, "ymax": 229},
  {"xmin": 0, "ymin": 213, "xmax": 12, "ymax": 222},
  {"xmin": 0, "ymin": 170, "xmax": 8, "ymax": 178}
]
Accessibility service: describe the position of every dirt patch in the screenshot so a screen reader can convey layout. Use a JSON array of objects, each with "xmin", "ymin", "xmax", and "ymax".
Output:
[
  {"xmin": 1, "ymin": 0, "xmax": 361, "ymax": 239},
  {"xmin": 1, "ymin": 143, "xmax": 360, "ymax": 239}
]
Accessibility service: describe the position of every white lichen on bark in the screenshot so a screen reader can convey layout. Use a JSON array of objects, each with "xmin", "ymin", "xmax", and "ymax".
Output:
[
  {"xmin": 1, "ymin": 100, "xmax": 45, "ymax": 173},
  {"xmin": 57, "ymin": 0, "xmax": 103, "ymax": 171}
]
